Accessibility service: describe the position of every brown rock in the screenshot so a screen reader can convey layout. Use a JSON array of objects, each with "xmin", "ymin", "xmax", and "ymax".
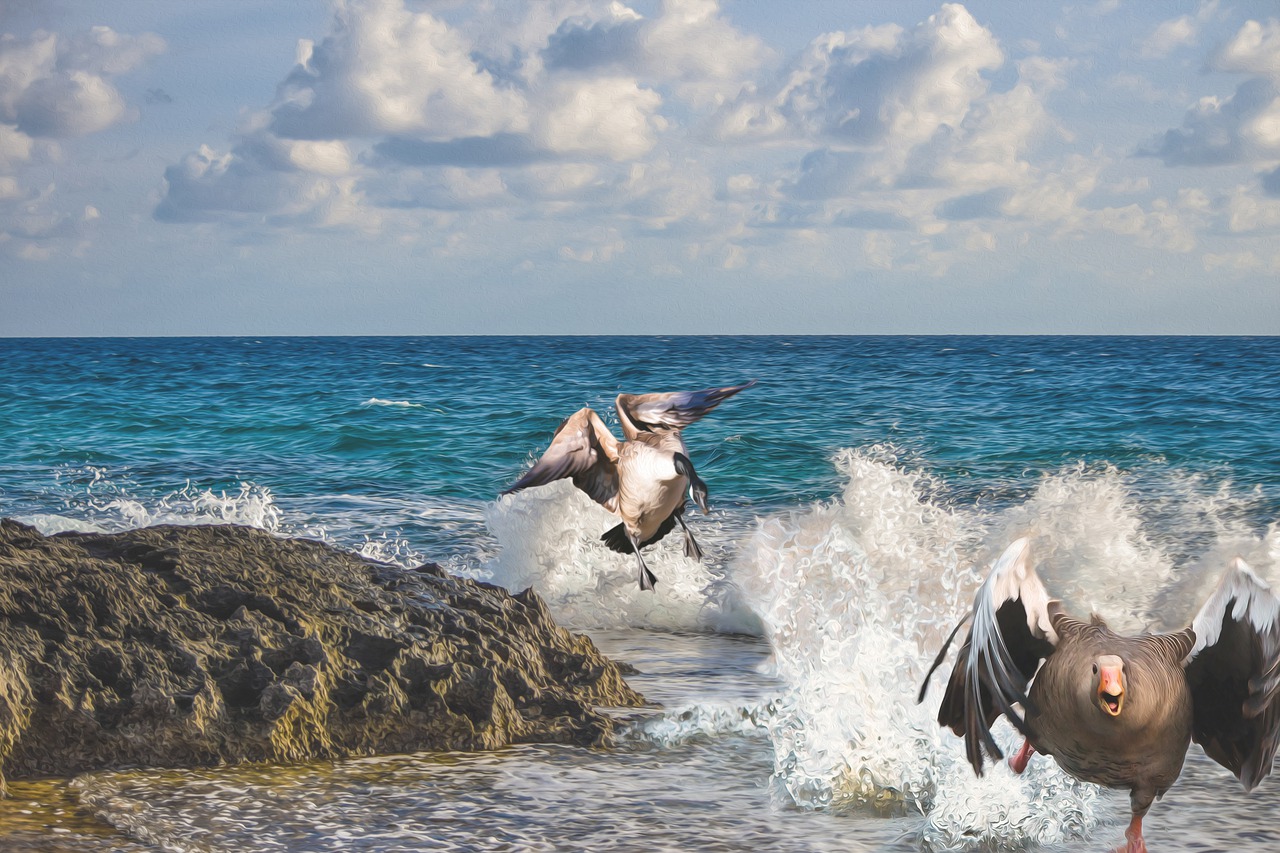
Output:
[{"xmin": 0, "ymin": 519, "xmax": 644, "ymax": 790}]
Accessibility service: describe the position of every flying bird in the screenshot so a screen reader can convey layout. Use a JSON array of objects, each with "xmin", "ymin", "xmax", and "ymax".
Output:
[
  {"xmin": 919, "ymin": 538, "xmax": 1280, "ymax": 853},
  {"xmin": 502, "ymin": 381, "xmax": 755, "ymax": 591}
]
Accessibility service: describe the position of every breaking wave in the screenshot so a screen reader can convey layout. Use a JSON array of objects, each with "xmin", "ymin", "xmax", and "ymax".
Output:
[
  {"xmin": 725, "ymin": 447, "xmax": 1277, "ymax": 848},
  {"xmin": 559, "ymin": 446, "xmax": 1280, "ymax": 849},
  {"xmin": 482, "ymin": 479, "xmax": 755, "ymax": 632},
  {"xmin": 16, "ymin": 471, "xmax": 283, "ymax": 536}
]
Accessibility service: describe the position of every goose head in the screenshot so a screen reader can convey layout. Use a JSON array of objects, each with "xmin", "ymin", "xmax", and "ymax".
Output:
[{"xmin": 1092, "ymin": 654, "xmax": 1126, "ymax": 718}]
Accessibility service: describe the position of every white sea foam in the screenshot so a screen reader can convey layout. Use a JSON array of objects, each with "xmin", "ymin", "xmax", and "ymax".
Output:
[
  {"xmin": 19, "ymin": 479, "xmax": 283, "ymax": 536},
  {"xmin": 623, "ymin": 700, "xmax": 773, "ymax": 746},
  {"xmin": 359, "ymin": 397, "xmax": 424, "ymax": 408},
  {"xmin": 483, "ymin": 480, "xmax": 741, "ymax": 631},
  {"xmin": 715, "ymin": 447, "xmax": 1277, "ymax": 849},
  {"xmin": 355, "ymin": 531, "xmax": 433, "ymax": 568}
]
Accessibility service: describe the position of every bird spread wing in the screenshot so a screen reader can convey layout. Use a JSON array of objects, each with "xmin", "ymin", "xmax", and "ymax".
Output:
[
  {"xmin": 919, "ymin": 537, "xmax": 1059, "ymax": 775},
  {"xmin": 502, "ymin": 408, "xmax": 620, "ymax": 512},
  {"xmin": 614, "ymin": 380, "xmax": 755, "ymax": 441},
  {"xmin": 1184, "ymin": 557, "xmax": 1280, "ymax": 791}
]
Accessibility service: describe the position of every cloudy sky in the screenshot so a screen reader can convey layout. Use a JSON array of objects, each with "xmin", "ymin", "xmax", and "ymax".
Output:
[{"xmin": 2, "ymin": 0, "xmax": 1279, "ymax": 335}]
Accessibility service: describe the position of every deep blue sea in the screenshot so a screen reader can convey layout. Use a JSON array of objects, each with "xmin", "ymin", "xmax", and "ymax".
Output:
[{"xmin": 1, "ymin": 336, "xmax": 1278, "ymax": 851}]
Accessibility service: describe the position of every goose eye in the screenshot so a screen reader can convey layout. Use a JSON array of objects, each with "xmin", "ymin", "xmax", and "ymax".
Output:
[{"xmin": 1092, "ymin": 663, "xmax": 1098, "ymax": 675}]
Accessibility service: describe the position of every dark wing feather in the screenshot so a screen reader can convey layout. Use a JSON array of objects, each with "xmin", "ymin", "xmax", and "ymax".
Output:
[
  {"xmin": 502, "ymin": 408, "xmax": 620, "ymax": 512},
  {"xmin": 919, "ymin": 537, "xmax": 1059, "ymax": 776},
  {"xmin": 1184, "ymin": 557, "xmax": 1280, "ymax": 791},
  {"xmin": 614, "ymin": 380, "xmax": 755, "ymax": 440},
  {"xmin": 600, "ymin": 505, "xmax": 683, "ymax": 554}
]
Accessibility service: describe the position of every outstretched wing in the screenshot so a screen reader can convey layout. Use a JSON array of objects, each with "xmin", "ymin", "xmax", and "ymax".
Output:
[
  {"xmin": 1184, "ymin": 557, "xmax": 1280, "ymax": 791},
  {"xmin": 502, "ymin": 408, "xmax": 620, "ymax": 512},
  {"xmin": 919, "ymin": 537, "xmax": 1059, "ymax": 775},
  {"xmin": 614, "ymin": 380, "xmax": 755, "ymax": 440}
]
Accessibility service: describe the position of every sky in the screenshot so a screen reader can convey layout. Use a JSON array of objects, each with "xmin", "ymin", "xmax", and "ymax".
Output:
[{"xmin": 2, "ymin": 0, "xmax": 1279, "ymax": 336}]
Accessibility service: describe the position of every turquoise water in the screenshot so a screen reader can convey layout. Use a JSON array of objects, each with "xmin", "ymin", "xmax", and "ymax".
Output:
[
  {"xmin": 5, "ymin": 336, "xmax": 1277, "ymax": 553},
  {"xmin": 2, "ymin": 336, "xmax": 1279, "ymax": 851}
]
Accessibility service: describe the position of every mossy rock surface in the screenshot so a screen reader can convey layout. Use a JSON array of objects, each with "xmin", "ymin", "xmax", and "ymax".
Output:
[{"xmin": 0, "ymin": 519, "xmax": 644, "ymax": 789}]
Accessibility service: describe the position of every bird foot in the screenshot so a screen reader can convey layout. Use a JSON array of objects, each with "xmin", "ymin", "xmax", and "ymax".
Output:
[
  {"xmin": 1009, "ymin": 739, "xmax": 1035, "ymax": 774},
  {"xmin": 1109, "ymin": 817, "xmax": 1146, "ymax": 853}
]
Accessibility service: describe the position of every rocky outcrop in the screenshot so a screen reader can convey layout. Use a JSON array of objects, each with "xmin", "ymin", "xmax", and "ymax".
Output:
[{"xmin": 0, "ymin": 520, "xmax": 643, "ymax": 790}]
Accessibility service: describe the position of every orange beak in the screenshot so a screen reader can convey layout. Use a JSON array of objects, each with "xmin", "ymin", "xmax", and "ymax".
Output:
[{"xmin": 1098, "ymin": 664, "xmax": 1125, "ymax": 717}]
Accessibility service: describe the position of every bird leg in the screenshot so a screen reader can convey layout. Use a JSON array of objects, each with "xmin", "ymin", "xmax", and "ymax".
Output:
[
  {"xmin": 672, "ymin": 453, "xmax": 709, "ymax": 513},
  {"xmin": 629, "ymin": 533, "xmax": 659, "ymax": 592},
  {"xmin": 1009, "ymin": 739, "xmax": 1035, "ymax": 774},
  {"xmin": 1113, "ymin": 790, "xmax": 1153, "ymax": 853},
  {"xmin": 675, "ymin": 513, "xmax": 704, "ymax": 561},
  {"xmin": 1110, "ymin": 814, "xmax": 1146, "ymax": 853}
]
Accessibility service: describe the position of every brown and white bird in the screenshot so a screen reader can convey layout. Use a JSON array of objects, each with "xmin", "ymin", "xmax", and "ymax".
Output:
[
  {"xmin": 919, "ymin": 537, "xmax": 1280, "ymax": 853},
  {"xmin": 501, "ymin": 381, "xmax": 754, "ymax": 591}
]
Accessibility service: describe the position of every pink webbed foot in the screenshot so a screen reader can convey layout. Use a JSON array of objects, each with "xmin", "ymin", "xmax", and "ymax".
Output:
[
  {"xmin": 1110, "ymin": 815, "xmax": 1147, "ymax": 853},
  {"xmin": 1009, "ymin": 738, "xmax": 1035, "ymax": 774}
]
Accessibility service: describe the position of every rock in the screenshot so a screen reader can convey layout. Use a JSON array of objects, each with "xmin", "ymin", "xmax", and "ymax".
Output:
[{"xmin": 0, "ymin": 519, "xmax": 644, "ymax": 790}]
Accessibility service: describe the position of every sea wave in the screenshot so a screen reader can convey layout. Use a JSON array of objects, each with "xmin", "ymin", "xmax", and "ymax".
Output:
[
  {"xmin": 17, "ymin": 477, "xmax": 283, "ymax": 536},
  {"xmin": 723, "ymin": 446, "xmax": 1279, "ymax": 849},
  {"xmin": 482, "ymin": 480, "xmax": 752, "ymax": 632}
]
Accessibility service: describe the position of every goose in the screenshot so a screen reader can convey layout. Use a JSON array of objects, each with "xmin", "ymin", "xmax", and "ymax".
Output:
[
  {"xmin": 501, "ymin": 380, "xmax": 754, "ymax": 591},
  {"xmin": 919, "ymin": 538, "xmax": 1280, "ymax": 853}
]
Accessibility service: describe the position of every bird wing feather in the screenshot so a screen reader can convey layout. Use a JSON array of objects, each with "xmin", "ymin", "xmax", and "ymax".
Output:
[
  {"xmin": 919, "ymin": 537, "xmax": 1060, "ymax": 775},
  {"xmin": 502, "ymin": 408, "xmax": 621, "ymax": 512},
  {"xmin": 614, "ymin": 380, "xmax": 755, "ymax": 441},
  {"xmin": 1184, "ymin": 557, "xmax": 1280, "ymax": 791}
]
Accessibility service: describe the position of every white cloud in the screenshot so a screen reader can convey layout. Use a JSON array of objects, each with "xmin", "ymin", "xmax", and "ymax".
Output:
[
  {"xmin": 1202, "ymin": 250, "xmax": 1262, "ymax": 272},
  {"xmin": 1146, "ymin": 19, "xmax": 1280, "ymax": 166},
  {"xmin": 617, "ymin": 157, "xmax": 715, "ymax": 229},
  {"xmin": 636, "ymin": 0, "xmax": 769, "ymax": 103},
  {"xmin": 0, "ymin": 123, "xmax": 34, "ymax": 172},
  {"xmin": 1140, "ymin": 16, "xmax": 1196, "ymax": 59},
  {"xmin": 721, "ymin": 243, "xmax": 746, "ymax": 269},
  {"xmin": 154, "ymin": 142, "xmax": 369, "ymax": 229},
  {"xmin": 911, "ymin": 58, "xmax": 1068, "ymax": 191},
  {"xmin": 0, "ymin": 27, "xmax": 163, "ymax": 137},
  {"xmin": 157, "ymin": 0, "xmax": 735, "ymax": 226},
  {"xmin": 370, "ymin": 164, "xmax": 509, "ymax": 210},
  {"xmin": 14, "ymin": 69, "xmax": 127, "ymax": 136},
  {"xmin": 510, "ymin": 163, "xmax": 604, "ymax": 199},
  {"xmin": 713, "ymin": 4, "xmax": 1002, "ymax": 151},
  {"xmin": 1002, "ymin": 154, "xmax": 1100, "ymax": 224},
  {"xmin": 1081, "ymin": 197, "xmax": 1199, "ymax": 252},
  {"xmin": 270, "ymin": 0, "xmax": 527, "ymax": 141},
  {"xmin": 1211, "ymin": 18, "xmax": 1280, "ymax": 77},
  {"xmin": 531, "ymin": 76, "xmax": 663, "ymax": 160},
  {"xmin": 139, "ymin": 0, "xmax": 1280, "ymax": 299},
  {"xmin": 559, "ymin": 229, "xmax": 625, "ymax": 262},
  {"xmin": 715, "ymin": 2, "xmax": 1031, "ymax": 217},
  {"xmin": 1223, "ymin": 185, "xmax": 1280, "ymax": 232},
  {"xmin": 0, "ymin": 24, "xmax": 162, "ymax": 258},
  {"xmin": 541, "ymin": 0, "xmax": 768, "ymax": 104}
]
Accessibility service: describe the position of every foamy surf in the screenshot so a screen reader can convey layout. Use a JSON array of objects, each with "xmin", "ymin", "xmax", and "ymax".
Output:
[
  {"xmin": 719, "ymin": 447, "xmax": 1278, "ymax": 849},
  {"xmin": 483, "ymin": 480, "xmax": 744, "ymax": 632},
  {"xmin": 17, "ymin": 478, "xmax": 283, "ymax": 537}
]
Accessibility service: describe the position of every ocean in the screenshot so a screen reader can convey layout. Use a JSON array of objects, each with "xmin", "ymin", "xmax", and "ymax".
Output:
[{"xmin": 1, "ymin": 335, "xmax": 1277, "ymax": 851}]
